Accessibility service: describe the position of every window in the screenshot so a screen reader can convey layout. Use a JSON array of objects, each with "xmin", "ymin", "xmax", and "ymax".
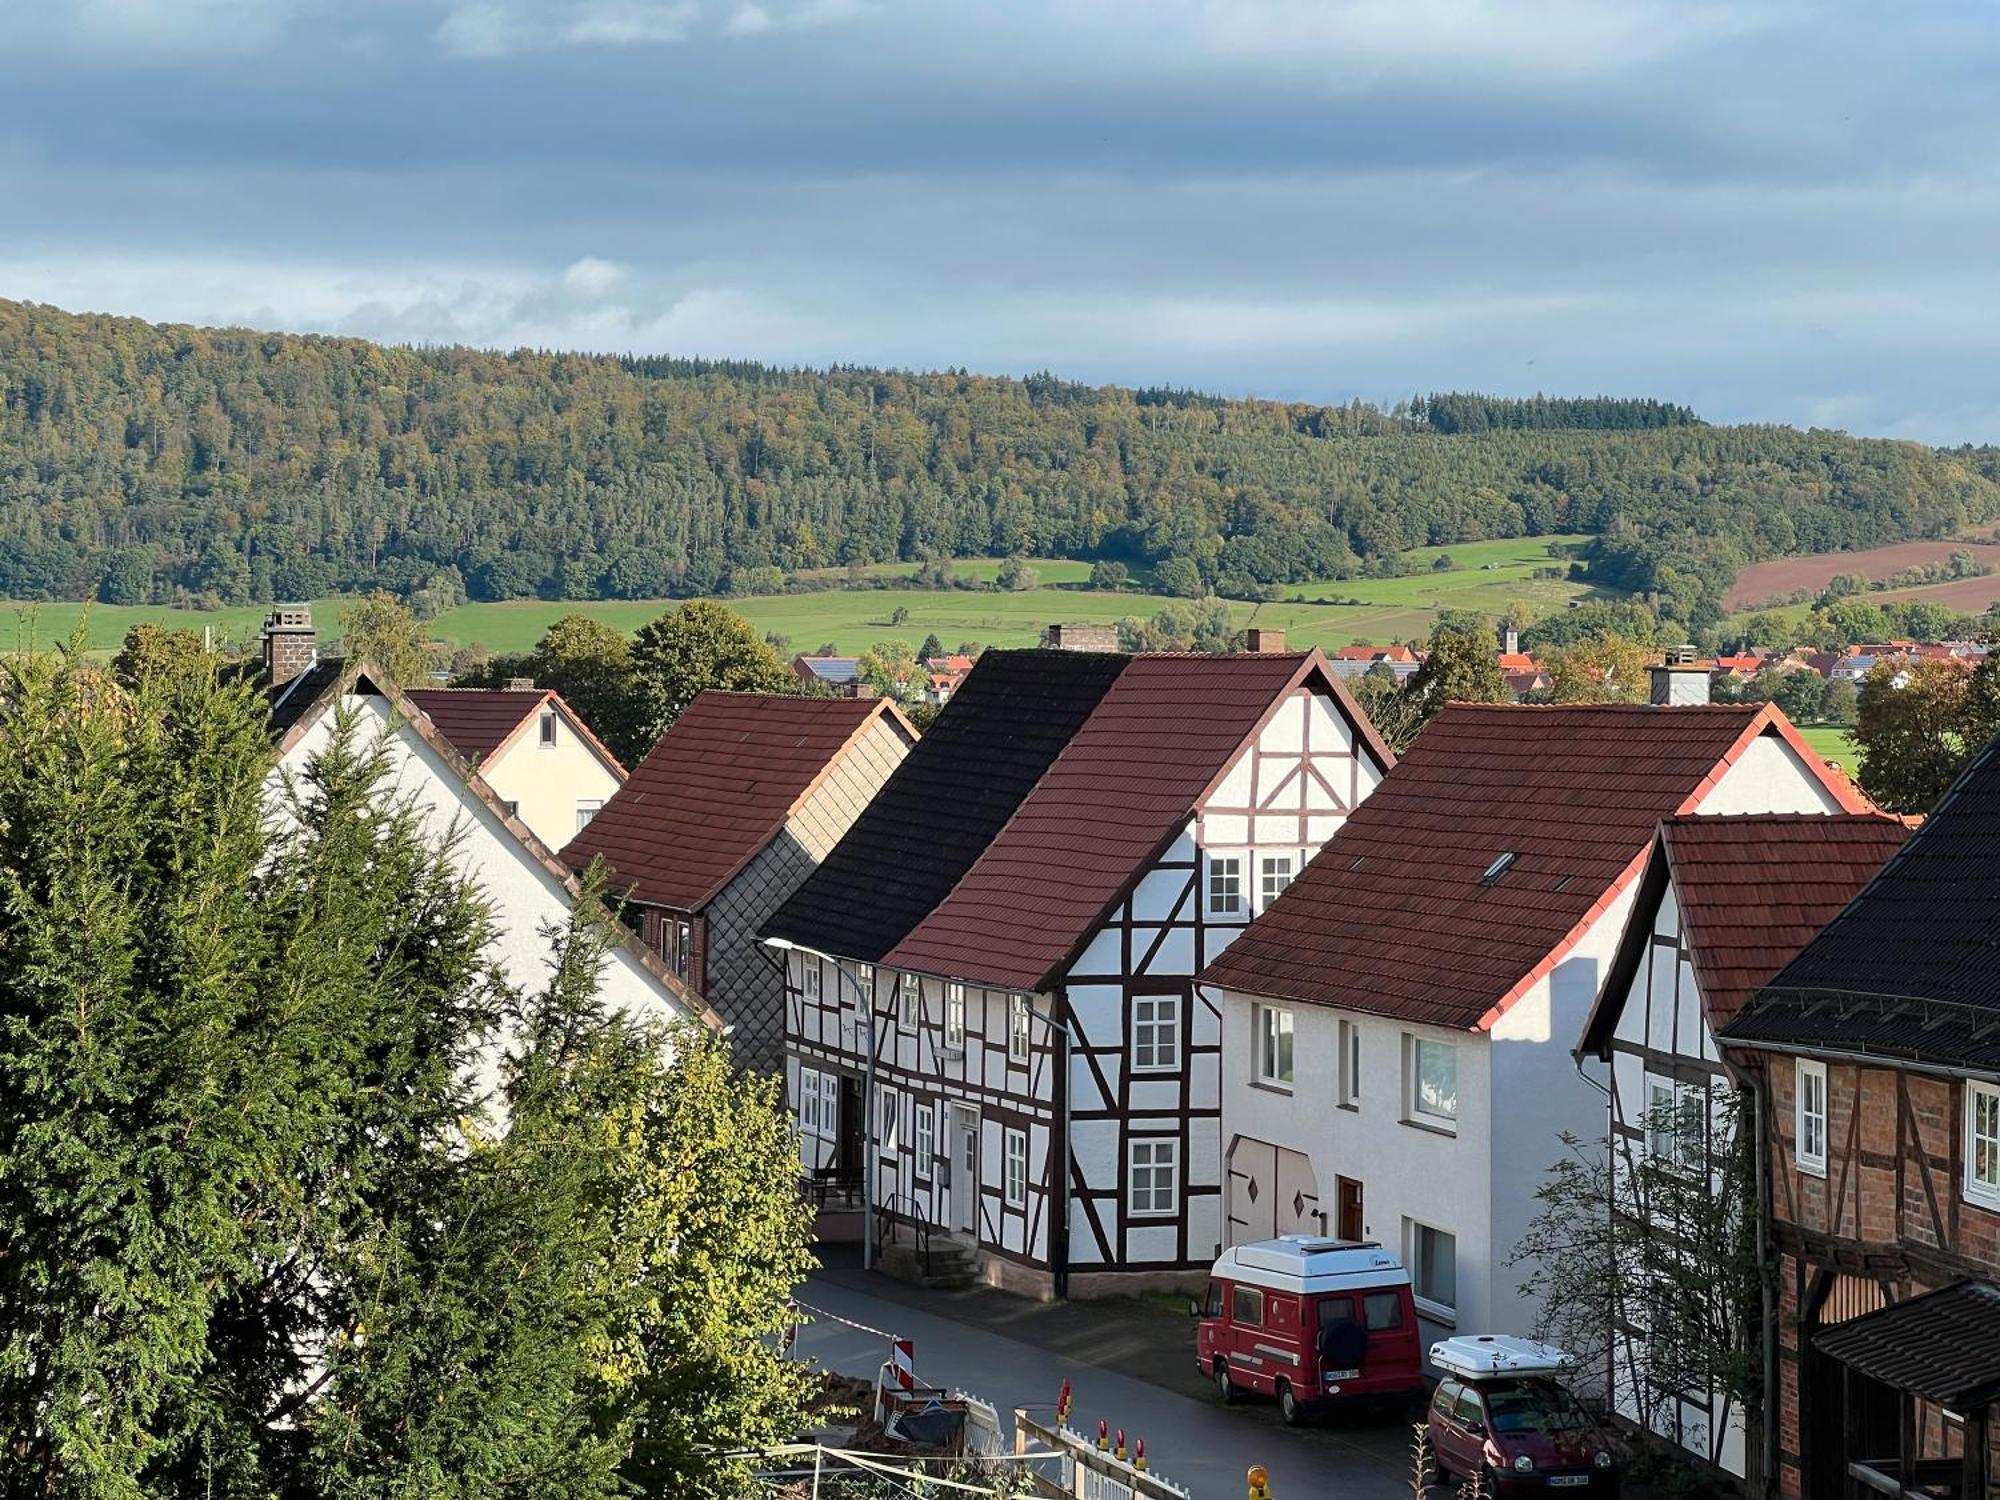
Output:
[
  {"xmin": 803, "ymin": 961, "xmax": 821, "ymax": 1002},
  {"xmin": 1231, "ymin": 1284, "xmax": 1264, "ymax": 1326},
  {"xmin": 574, "ymin": 798, "xmax": 604, "ymax": 834},
  {"xmin": 1409, "ymin": 1036, "xmax": 1458, "ymax": 1126},
  {"xmin": 1410, "ymin": 1221, "xmax": 1457, "ymax": 1315},
  {"xmin": 1204, "ymin": 1281, "xmax": 1225, "ymax": 1319},
  {"xmin": 1967, "ymin": 1082, "xmax": 2000, "ymax": 1209},
  {"xmin": 915, "ymin": 1101, "xmax": 934, "ymax": 1178},
  {"xmin": 1361, "ymin": 1291, "xmax": 1404, "ymax": 1330},
  {"xmin": 1254, "ymin": 1004, "xmax": 1294, "ymax": 1087},
  {"xmin": 1128, "ymin": 1137, "xmax": 1178, "ymax": 1216},
  {"xmin": 1009, "ymin": 995, "xmax": 1032, "ymax": 1062},
  {"xmin": 661, "ymin": 918, "xmax": 691, "ymax": 979},
  {"xmin": 1796, "ymin": 1059, "xmax": 1827, "ymax": 1176},
  {"xmin": 1647, "ymin": 1077, "xmax": 1677, "ymax": 1161},
  {"xmin": 944, "ymin": 983, "xmax": 966, "ymax": 1051},
  {"xmin": 819, "ymin": 1073, "xmax": 839, "ymax": 1139},
  {"xmin": 899, "ymin": 973, "xmax": 920, "ymax": 1030},
  {"xmin": 1208, "ymin": 854, "xmax": 1243, "ymax": 916},
  {"xmin": 501, "ymin": 799, "xmax": 521, "ymax": 818},
  {"xmin": 1338, "ymin": 1019, "xmax": 1361, "ymax": 1108},
  {"xmin": 1260, "ymin": 854, "xmax": 1293, "ymax": 907},
  {"xmin": 538, "ymin": 709, "xmax": 558, "ymax": 747},
  {"xmin": 1005, "ymin": 1128, "xmax": 1028, "ymax": 1207},
  {"xmin": 878, "ymin": 1086, "xmax": 900, "ymax": 1153},
  {"xmin": 800, "ymin": 1068, "xmax": 822, "ymax": 1138},
  {"xmin": 1133, "ymin": 996, "xmax": 1180, "ymax": 1072}
]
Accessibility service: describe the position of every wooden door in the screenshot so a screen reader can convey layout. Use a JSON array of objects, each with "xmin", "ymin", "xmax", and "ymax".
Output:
[
  {"xmin": 952, "ymin": 1107, "xmax": 978, "ymax": 1235},
  {"xmin": 1337, "ymin": 1176, "xmax": 1364, "ymax": 1242},
  {"xmin": 1275, "ymin": 1147, "xmax": 1322, "ymax": 1237},
  {"xmin": 1225, "ymin": 1136, "xmax": 1277, "ymax": 1246}
]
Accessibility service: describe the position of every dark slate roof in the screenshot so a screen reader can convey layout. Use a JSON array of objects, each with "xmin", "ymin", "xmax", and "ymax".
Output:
[
  {"xmin": 1581, "ymin": 813, "xmax": 1910, "ymax": 1057},
  {"xmin": 1814, "ymin": 1281, "xmax": 2000, "ymax": 1407},
  {"xmin": 256, "ymin": 660, "xmax": 345, "ymax": 737},
  {"xmin": 1201, "ymin": 703, "xmax": 1867, "ymax": 1032},
  {"xmin": 1723, "ymin": 732, "xmax": 2000, "ymax": 1067},
  {"xmin": 560, "ymin": 692, "xmax": 909, "ymax": 913},
  {"xmin": 886, "ymin": 652, "xmax": 1389, "ymax": 991},
  {"xmin": 761, "ymin": 648, "xmax": 1130, "ymax": 962}
]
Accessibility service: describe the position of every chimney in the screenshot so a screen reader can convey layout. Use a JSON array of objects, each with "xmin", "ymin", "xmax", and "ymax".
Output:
[
  {"xmin": 1041, "ymin": 622, "xmax": 1120, "ymax": 653},
  {"xmin": 1649, "ymin": 645, "xmax": 1711, "ymax": 706},
  {"xmin": 1500, "ymin": 621, "xmax": 1520, "ymax": 655},
  {"xmin": 261, "ymin": 605, "xmax": 316, "ymax": 686},
  {"xmin": 1243, "ymin": 627, "xmax": 1287, "ymax": 653},
  {"xmin": 505, "ymin": 677, "xmax": 536, "ymax": 691}
]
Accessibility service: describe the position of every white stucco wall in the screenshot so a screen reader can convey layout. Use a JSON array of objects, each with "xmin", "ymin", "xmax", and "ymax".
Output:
[
  {"xmin": 1694, "ymin": 731, "xmax": 1847, "ymax": 816},
  {"xmin": 479, "ymin": 707, "xmax": 624, "ymax": 852},
  {"xmin": 280, "ymin": 693, "xmax": 694, "ymax": 1076}
]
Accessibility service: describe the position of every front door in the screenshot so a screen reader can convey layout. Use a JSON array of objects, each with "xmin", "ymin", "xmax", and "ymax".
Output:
[
  {"xmin": 837, "ymin": 1076, "xmax": 863, "ymax": 1180},
  {"xmin": 1337, "ymin": 1176, "xmax": 1364, "ymax": 1241},
  {"xmin": 952, "ymin": 1107, "xmax": 978, "ymax": 1235},
  {"xmin": 1225, "ymin": 1135, "xmax": 1278, "ymax": 1245}
]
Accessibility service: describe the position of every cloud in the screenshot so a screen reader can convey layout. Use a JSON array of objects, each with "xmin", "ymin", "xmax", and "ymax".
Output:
[
  {"xmin": 436, "ymin": 0, "xmax": 697, "ymax": 57},
  {"xmin": 57, "ymin": 0, "xmax": 303, "ymax": 56}
]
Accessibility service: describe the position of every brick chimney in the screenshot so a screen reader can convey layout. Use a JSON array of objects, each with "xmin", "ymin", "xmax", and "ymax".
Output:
[
  {"xmin": 261, "ymin": 606, "xmax": 316, "ymax": 686},
  {"xmin": 1649, "ymin": 645, "xmax": 1711, "ymax": 706},
  {"xmin": 505, "ymin": 677, "xmax": 536, "ymax": 691},
  {"xmin": 1243, "ymin": 628, "xmax": 1287, "ymax": 653},
  {"xmin": 1041, "ymin": 622, "xmax": 1120, "ymax": 653}
]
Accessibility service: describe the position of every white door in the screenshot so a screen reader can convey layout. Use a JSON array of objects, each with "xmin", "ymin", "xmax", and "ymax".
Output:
[
  {"xmin": 952, "ymin": 1107, "xmax": 979, "ymax": 1235},
  {"xmin": 1275, "ymin": 1146, "xmax": 1322, "ymax": 1238},
  {"xmin": 1224, "ymin": 1135, "xmax": 1277, "ymax": 1246}
]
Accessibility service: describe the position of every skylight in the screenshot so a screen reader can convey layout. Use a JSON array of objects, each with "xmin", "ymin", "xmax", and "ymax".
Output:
[{"xmin": 1480, "ymin": 851, "xmax": 1517, "ymax": 886}]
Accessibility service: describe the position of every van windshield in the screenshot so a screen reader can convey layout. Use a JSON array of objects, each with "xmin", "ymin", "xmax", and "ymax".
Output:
[{"xmin": 1317, "ymin": 1291, "xmax": 1403, "ymax": 1333}]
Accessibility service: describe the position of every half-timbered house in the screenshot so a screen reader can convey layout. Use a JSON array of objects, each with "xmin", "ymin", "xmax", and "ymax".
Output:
[
  {"xmin": 561, "ymin": 691, "xmax": 915, "ymax": 1071},
  {"xmin": 1581, "ymin": 812, "xmax": 1909, "ymax": 1488},
  {"xmin": 1199, "ymin": 692, "xmax": 1871, "ymax": 1349},
  {"xmin": 1721, "ymin": 739, "xmax": 2000, "ymax": 1500},
  {"xmin": 770, "ymin": 640, "xmax": 1392, "ymax": 1298}
]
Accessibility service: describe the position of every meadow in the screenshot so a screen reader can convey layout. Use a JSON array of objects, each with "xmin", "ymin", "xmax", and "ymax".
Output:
[
  {"xmin": 1795, "ymin": 725, "xmax": 1859, "ymax": 772},
  {"xmin": 5, "ymin": 535, "xmax": 1596, "ymax": 660}
]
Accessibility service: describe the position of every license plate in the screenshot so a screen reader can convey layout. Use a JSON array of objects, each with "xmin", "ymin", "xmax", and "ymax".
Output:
[
  {"xmin": 1550, "ymin": 1477, "xmax": 1590, "ymax": 1488},
  {"xmin": 1324, "ymin": 1369, "xmax": 1360, "ymax": 1380}
]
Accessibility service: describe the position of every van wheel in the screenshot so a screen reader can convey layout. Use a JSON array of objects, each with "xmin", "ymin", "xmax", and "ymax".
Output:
[
  {"xmin": 1212, "ymin": 1358, "xmax": 1237, "ymax": 1404},
  {"xmin": 1276, "ymin": 1379, "xmax": 1306, "ymax": 1426}
]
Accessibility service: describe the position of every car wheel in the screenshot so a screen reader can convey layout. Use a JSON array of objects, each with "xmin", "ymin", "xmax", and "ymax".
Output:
[
  {"xmin": 1277, "ymin": 1379, "xmax": 1306, "ymax": 1427},
  {"xmin": 1213, "ymin": 1358, "xmax": 1237, "ymax": 1404}
]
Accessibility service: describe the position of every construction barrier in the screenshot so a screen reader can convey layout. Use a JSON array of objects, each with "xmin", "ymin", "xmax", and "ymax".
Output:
[{"xmin": 1013, "ymin": 1407, "xmax": 1192, "ymax": 1500}]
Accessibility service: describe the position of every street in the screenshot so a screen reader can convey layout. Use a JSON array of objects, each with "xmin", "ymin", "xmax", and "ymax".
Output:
[{"xmin": 794, "ymin": 1269, "xmax": 1419, "ymax": 1499}]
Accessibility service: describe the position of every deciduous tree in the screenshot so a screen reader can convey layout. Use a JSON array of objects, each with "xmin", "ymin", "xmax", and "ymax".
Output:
[{"xmin": 628, "ymin": 600, "xmax": 798, "ymax": 750}]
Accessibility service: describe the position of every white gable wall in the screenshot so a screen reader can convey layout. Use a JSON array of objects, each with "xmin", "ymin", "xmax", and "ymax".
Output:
[
  {"xmin": 480, "ymin": 708, "xmax": 624, "ymax": 852},
  {"xmin": 1695, "ymin": 731, "xmax": 1846, "ymax": 816}
]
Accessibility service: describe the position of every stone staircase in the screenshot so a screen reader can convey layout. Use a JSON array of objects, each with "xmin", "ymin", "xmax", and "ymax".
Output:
[{"xmin": 878, "ymin": 1229, "xmax": 984, "ymax": 1290}]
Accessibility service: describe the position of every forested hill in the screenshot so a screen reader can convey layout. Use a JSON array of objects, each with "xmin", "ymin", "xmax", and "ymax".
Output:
[{"xmin": 3, "ymin": 297, "xmax": 1998, "ymax": 629}]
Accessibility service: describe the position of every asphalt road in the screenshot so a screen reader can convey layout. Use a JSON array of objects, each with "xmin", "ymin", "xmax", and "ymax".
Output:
[{"xmin": 794, "ymin": 1270, "xmax": 1421, "ymax": 1499}]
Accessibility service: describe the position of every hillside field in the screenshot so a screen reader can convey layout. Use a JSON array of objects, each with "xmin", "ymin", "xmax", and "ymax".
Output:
[
  {"xmin": 1724, "ymin": 540, "xmax": 2000, "ymax": 612},
  {"xmin": 8, "ymin": 535, "xmax": 1595, "ymax": 659}
]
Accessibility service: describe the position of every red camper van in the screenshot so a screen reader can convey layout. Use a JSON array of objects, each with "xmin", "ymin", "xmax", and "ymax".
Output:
[{"xmin": 1195, "ymin": 1236, "xmax": 1425, "ymax": 1424}]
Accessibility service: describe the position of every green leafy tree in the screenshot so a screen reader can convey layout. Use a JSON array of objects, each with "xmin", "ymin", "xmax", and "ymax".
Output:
[
  {"xmin": 1153, "ymin": 557, "xmax": 1205, "ymax": 599},
  {"xmin": 524, "ymin": 614, "xmax": 647, "ymax": 766},
  {"xmin": 339, "ymin": 590, "xmax": 434, "ymax": 686},
  {"xmin": 1407, "ymin": 615, "xmax": 1509, "ymax": 719},
  {"xmin": 110, "ymin": 621, "xmax": 212, "ymax": 688},
  {"xmin": 1352, "ymin": 660, "xmax": 1424, "ymax": 753},
  {"xmin": 1544, "ymin": 633, "xmax": 1654, "ymax": 704},
  {"xmin": 917, "ymin": 632, "xmax": 946, "ymax": 661},
  {"xmin": 995, "ymin": 556, "xmax": 1037, "ymax": 592},
  {"xmin": 1821, "ymin": 676, "xmax": 1859, "ymax": 726},
  {"xmin": 1088, "ymin": 560, "xmax": 1129, "ymax": 592},
  {"xmin": 1855, "ymin": 658, "xmax": 1976, "ymax": 812},
  {"xmin": 628, "ymin": 600, "xmax": 798, "ymax": 749}
]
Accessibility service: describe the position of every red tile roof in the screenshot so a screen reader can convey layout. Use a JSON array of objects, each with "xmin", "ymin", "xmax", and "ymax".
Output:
[
  {"xmin": 1198, "ymin": 703, "xmax": 1871, "ymax": 1032},
  {"xmin": 561, "ymin": 692, "xmax": 912, "ymax": 912},
  {"xmin": 885, "ymin": 652, "xmax": 1391, "ymax": 992},
  {"xmin": 406, "ymin": 687, "xmax": 625, "ymax": 773},
  {"xmin": 1580, "ymin": 812, "xmax": 1910, "ymax": 1056}
]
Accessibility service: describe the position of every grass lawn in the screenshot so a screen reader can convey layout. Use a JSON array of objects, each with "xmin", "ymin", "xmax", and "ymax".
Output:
[
  {"xmin": 1, "ymin": 533, "xmax": 1606, "ymax": 660},
  {"xmin": 1795, "ymin": 725, "xmax": 1859, "ymax": 771}
]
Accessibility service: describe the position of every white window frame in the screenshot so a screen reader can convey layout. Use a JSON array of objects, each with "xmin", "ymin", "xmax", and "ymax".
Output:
[
  {"xmin": 944, "ymin": 982, "xmax": 966, "ymax": 1052},
  {"xmin": 574, "ymin": 798, "xmax": 603, "ymax": 833},
  {"xmin": 1254, "ymin": 1003, "xmax": 1294, "ymax": 1089},
  {"xmin": 803, "ymin": 961, "xmax": 821, "ymax": 1002},
  {"xmin": 1208, "ymin": 854, "xmax": 1243, "ymax": 916},
  {"xmin": 819, "ymin": 1072, "xmax": 840, "ymax": 1140},
  {"xmin": 1004, "ymin": 1128, "xmax": 1028, "ymax": 1208},
  {"xmin": 1338, "ymin": 1018, "xmax": 1360, "ymax": 1108},
  {"xmin": 1132, "ymin": 995, "xmax": 1181, "ymax": 1072},
  {"xmin": 1127, "ymin": 1137, "xmax": 1179, "ymax": 1217},
  {"xmin": 1646, "ymin": 1076, "xmax": 1678, "ymax": 1162},
  {"xmin": 1796, "ymin": 1059, "xmax": 1828, "ymax": 1177},
  {"xmin": 1009, "ymin": 995, "xmax": 1032, "ymax": 1062},
  {"xmin": 800, "ymin": 1067, "xmax": 822, "ymax": 1138},
  {"xmin": 899, "ymin": 972, "xmax": 920, "ymax": 1031},
  {"xmin": 915, "ymin": 1100, "xmax": 935, "ymax": 1179},
  {"xmin": 1259, "ymin": 853, "xmax": 1294, "ymax": 908},
  {"xmin": 1408, "ymin": 1035, "xmax": 1459, "ymax": 1129},
  {"xmin": 1408, "ymin": 1219, "xmax": 1458, "ymax": 1321},
  {"xmin": 1966, "ymin": 1081, "xmax": 2000, "ymax": 1210},
  {"xmin": 878, "ymin": 1085, "xmax": 900, "ymax": 1154},
  {"xmin": 538, "ymin": 709, "xmax": 558, "ymax": 747}
]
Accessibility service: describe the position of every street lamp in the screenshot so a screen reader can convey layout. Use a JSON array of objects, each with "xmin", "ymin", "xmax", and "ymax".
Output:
[{"xmin": 764, "ymin": 935, "xmax": 880, "ymax": 1270}]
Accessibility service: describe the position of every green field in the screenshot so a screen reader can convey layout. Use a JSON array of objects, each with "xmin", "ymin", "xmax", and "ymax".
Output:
[
  {"xmin": 1796, "ymin": 725, "xmax": 1859, "ymax": 771},
  {"xmin": 3, "ymin": 534, "xmax": 1599, "ymax": 660}
]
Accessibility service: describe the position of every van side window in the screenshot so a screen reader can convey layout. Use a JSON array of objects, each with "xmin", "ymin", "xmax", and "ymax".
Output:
[
  {"xmin": 1205, "ymin": 1282, "xmax": 1225, "ymax": 1319},
  {"xmin": 1267, "ymin": 1294, "xmax": 1297, "ymax": 1328},
  {"xmin": 1363, "ymin": 1291, "xmax": 1404, "ymax": 1330},
  {"xmin": 1231, "ymin": 1286, "xmax": 1264, "ymax": 1327},
  {"xmin": 1432, "ymin": 1378, "xmax": 1461, "ymax": 1418}
]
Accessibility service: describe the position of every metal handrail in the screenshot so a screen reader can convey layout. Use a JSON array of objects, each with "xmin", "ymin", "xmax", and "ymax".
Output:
[
  {"xmin": 873, "ymin": 1194, "xmax": 931, "ymax": 1277},
  {"xmin": 801, "ymin": 1166, "xmax": 863, "ymax": 1210}
]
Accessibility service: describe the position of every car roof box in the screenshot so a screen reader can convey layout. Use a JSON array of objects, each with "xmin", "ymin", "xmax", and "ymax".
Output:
[
  {"xmin": 1429, "ymin": 1335, "xmax": 1574, "ymax": 1380},
  {"xmin": 1213, "ymin": 1235, "xmax": 1410, "ymax": 1294}
]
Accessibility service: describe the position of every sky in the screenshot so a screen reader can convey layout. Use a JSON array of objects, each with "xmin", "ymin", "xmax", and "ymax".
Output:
[{"xmin": 3, "ymin": 0, "xmax": 1998, "ymax": 442}]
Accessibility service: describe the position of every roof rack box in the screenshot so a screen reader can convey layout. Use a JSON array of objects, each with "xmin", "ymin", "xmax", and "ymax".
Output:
[
  {"xmin": 1430, "ymin": 1335, "xmax": 1574, "ymax": 1380},
  {"xmin": 1211, "ymin": 1235, "xmax": 1409, "ymax": 1294}
]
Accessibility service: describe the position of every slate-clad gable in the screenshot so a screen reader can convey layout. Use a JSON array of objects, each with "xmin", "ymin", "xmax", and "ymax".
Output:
[
  {"xmin": 1200, "ymin": 702, "xmax": 1867, "ymax": 1031},
  {"xmin": 763, "ymin": 649, "xmax": 1129, "ymax": 962}
]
